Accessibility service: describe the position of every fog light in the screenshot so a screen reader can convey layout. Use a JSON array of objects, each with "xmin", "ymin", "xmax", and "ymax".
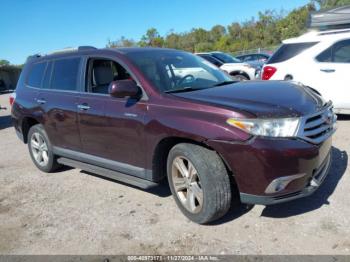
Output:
[{"xmin": 265, "ymin": 173, "xmax": 306, "ymax": 194}]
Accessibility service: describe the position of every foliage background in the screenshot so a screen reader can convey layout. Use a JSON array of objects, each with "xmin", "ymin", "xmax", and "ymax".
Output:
[{"xmin": 107, "ymin": 0, "xmax": 350, "ymax": 53}]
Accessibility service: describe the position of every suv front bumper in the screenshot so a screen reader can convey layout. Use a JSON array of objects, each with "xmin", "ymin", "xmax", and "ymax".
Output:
[
  {"xmin": 207, "ymin": 136, "xmax": 332, "ymax": 205},
  {"xmin": 240, "ymin": 151, "xmax": 331, "ymax": 205}
]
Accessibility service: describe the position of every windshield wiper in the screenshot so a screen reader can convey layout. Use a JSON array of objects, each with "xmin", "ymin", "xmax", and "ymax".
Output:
[
  {"xmin": 164, "ymin": 87, "xmax": 206, "ymax": 94},
  {"xmin": 213, "ymin": 80, "xmax": 237, "ymax": 87}
]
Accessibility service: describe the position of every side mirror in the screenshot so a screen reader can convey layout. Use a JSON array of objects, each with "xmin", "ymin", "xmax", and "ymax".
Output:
[{"xmin": 108, "ymin": 80, "xmax": 141, "ymax": 98}]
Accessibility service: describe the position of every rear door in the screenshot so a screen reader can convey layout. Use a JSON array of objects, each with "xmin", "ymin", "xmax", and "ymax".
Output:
[
  {"xmin": 313, "ymin": 39, "xmax": 350, "ymax": 109},
  {"xmin": 37, "ymin": 57, "xmax": 82, "ymax": 151}
]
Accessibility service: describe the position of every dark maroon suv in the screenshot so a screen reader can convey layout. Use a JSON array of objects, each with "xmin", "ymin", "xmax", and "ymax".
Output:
[{"xmin": 11, "ymin": 46, "xmax": 337, "ymax": 223}]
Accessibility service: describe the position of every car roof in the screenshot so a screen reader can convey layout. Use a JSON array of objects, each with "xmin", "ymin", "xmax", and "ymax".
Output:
[
  {"xmin": 27, "ymin": 47, "xmax": 185, "ymax": 63},
  {"xmin": 283, "ymin": 28, "xmax": 350, "ymax": 44}
]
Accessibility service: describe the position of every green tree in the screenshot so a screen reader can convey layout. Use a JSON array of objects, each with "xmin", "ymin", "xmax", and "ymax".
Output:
[
  {"xmin": 138, "ymin": 28, "xmax": 164, "ymax": 47},
  {"xmin": 210, "ymin": 25, "xmax": 226, "ymax": 41},
  {"xmin": 108, "ymin": 0, "xmax": 349, "ymax": 54},
  {"xmin": 0, "ymin": 60, "xmax": 10, "ymax": 66},
  {"xmin": 107, "ymin": 36, "xmax": 136, "ymax": 48}
]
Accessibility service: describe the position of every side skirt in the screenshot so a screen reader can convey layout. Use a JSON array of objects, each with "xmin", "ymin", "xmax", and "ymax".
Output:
[{"xmin": 57, "ymin": 157, "xmax": 158, "ymax": 189}]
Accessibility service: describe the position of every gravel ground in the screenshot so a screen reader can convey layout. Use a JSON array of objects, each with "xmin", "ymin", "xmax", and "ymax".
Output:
[{"xmin": 0, "ymin": 93, "xmax": 350, "ymax": 255}]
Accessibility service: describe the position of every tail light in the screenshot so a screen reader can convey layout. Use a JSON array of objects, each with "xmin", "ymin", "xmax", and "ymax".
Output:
[
  {"xmin": 262, "ymin": 66, "xmax": 277, "ymax": 80},
  {"xmin": 9, "ymin": 93, "xmax": 16, "ymax": 106}
]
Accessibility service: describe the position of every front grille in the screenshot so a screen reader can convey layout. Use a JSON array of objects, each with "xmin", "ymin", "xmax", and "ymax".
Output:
[{"xmin": 298, "ymin": 103, "xmax": 337, "ymax": 144}]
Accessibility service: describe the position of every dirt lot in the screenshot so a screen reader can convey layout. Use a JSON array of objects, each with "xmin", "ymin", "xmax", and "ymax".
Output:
[{"xmin": 0, "ymin": 93, "xmax": 350, "ymax": 255}]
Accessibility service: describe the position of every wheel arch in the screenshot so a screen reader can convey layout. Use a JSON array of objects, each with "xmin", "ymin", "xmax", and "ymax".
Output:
[
  {"xmin": 151, "ymin": 136, "xmax": 234, "ymax": 182},
  {"xmin": 229, "ymin": 70, "xmax": 250, "ymax": 80},
  {"xmin": 21, "ymin": 116, "xmax": 40, "ymax": 143}
]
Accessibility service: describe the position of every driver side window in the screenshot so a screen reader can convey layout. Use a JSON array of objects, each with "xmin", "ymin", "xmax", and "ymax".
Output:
[{"xmin": 86, "ymin": 58, "xmax": 133, "ymax": 94}]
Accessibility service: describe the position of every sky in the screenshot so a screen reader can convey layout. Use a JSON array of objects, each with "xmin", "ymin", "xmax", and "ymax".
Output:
[{"xmin": 0, "ymin": 0, "xmax": 310, "ymax": 65}]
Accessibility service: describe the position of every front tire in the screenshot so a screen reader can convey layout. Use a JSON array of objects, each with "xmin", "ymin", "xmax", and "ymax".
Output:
[
  {"xmin": 167, "ymin": 143, "xmax": 232, "ymax": 224},
  {"xmin": 28, "ymin": 124, "xmax": 61, "ymax": 172}
]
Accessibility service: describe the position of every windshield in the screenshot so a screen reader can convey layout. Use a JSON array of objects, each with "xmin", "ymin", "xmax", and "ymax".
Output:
[
  {"xmin": 211, "ymin": 52, "xmax": 241, "ymax": 63},
  {"xmin": 127, "ymin": 50, "xmax": 233, "ymax": 93}
]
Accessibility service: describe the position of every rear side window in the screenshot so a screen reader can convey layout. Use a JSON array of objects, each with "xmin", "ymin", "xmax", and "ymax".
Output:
[
  {"xmin": 27, "ymin": 62, "xmax": 47, "ymax": 88},
  {"xmin": 51, "ymin": 57, "xmax": 81, "ymax": 91},
  {"xmin": 42, "ymin": 62, "xmax": 53, "ymax": 89},
  {"xmin": 316, "ymin": 39, "xmax": 350, "ymax": 63},
  {"xmin": 267, "ymin": 42, "xmax": 318, "ymax": 64}
]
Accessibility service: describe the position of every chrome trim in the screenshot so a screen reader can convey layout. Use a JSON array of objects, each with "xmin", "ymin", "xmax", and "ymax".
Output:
[
  {"xmin": 311, "ymin": 152, "xmax": 331, "ymax": 187},
  {"xmin": 297, "ymin": 102, "xmax": 337, "ymax": 144},
  {"xmin": 265, "ymin": 173, "xmax": 306, "ymax": 194},
  {"xmin": 77, "ymin": 104, "xmax": 90, "ymax": 110}
]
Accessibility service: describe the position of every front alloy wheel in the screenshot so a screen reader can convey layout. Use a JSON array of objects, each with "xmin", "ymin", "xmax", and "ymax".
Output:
[
  {"xmin": 171, "ymin": 156, "xmax": 203, "ymax": 214},
  {"xmin": 167, "ymin": 143, "xmax": 232, "ymax": 224}
]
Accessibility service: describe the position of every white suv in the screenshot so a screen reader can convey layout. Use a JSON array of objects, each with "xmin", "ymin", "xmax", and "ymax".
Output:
[
  {"xmin": 262, "ymin": 28, "xmax": 350, "ymax": 114},
  {"xmin": 196, "ymin": 52, "xmax": 259, "ymax": 81}
]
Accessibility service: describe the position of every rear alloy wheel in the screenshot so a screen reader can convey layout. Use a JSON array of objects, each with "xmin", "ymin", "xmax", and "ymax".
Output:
[
  {"xmin": 28, "ymin": 124, "xmax": 61, "ymax": 172},
  {"xmin": 31, "ymin": 132, "xmax": 49, "ymax": 167},
  {"xmin": 167, "ymin": 143, "xmax": 232, "ymax": 224}
]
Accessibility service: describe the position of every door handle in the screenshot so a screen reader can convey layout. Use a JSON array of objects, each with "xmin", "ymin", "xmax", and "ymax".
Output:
[
  {"xmin": 77, "ymin": 104, "xmax": 90, "ymax": 111},
  {"xmin": 36, "ymin": 98, "xmax": 46, "ymax": 104},
  {"xmin": 320, "ymin": 69, "xmax": 335, "ymax": 73}
]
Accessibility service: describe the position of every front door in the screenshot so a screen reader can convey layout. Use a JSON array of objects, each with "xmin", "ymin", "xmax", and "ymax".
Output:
[{"xmin": 77, "ymin": 57, "xmax": 148, "ymax": 178}]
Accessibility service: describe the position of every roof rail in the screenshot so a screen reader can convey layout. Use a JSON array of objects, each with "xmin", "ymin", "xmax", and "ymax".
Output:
[
  {"xmin": 318, "ymin": 28, "xmax": 350, "ymax": 35},
  {"xmin": 77, "ymin": 46, "xmax": 97, "ymax": 51},
  {"xmin": 48, "ymin": 46, "xmax": 97, "ymax": 55},
  {"xmin": 26, "ymin": 54, "xmax": 42, "ymax": 62},
  {"xmin": 26, "ymin": 46, "xmax": 98, "ymax": 62}
]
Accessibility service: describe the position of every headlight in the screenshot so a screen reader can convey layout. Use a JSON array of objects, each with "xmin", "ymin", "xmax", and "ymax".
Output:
[{"xmin": 227, "ymin": 117, "xmax": 301, "ymax": 137}]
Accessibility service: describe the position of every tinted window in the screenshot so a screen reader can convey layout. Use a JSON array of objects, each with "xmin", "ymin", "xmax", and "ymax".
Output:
[
  {"xmin": 267, "ymin": 42, "xmax": 318, "ymax": 64},
  {"xmin": 316, "ymin": 39, "xmax": 350, "ymax": 63},
  {"xmin": 316, "ymin": 47, "xmax": 332, "ymax": 62},
  {"xmin": 198, "ymin": 55, "xmax": 223, "ymax": 67},
  {"xmin": 333, "ymin": 39, "xmax": 350, "ymax": 63},
  {"xmin": 27, "ymin": 62, "xmax": 47, "ymax": 88},
  {"xmin": 42, "ymin": 62, "xmax": 53, "ymax": 89},
  {"xmin": 51, "ymin": 58, "xmax": 81, "ymax": 91},
  {"xmin": 211, "ymin": 52, "xmax": 241, "ymax": 63}
]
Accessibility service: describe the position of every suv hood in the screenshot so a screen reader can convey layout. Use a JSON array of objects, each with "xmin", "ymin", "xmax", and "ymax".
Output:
[{"xmin": 173, "ymin": 81, "xmax": 325, "ymax": 118}]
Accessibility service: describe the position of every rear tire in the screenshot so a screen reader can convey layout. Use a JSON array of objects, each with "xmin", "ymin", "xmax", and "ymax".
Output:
[
  {"xmin": 233, "ymin": 74, "xmax": 249, "ymax": 81},
  {"xmin": 167, "ymin": 143, "xmax": 232, "ymax": 224},
  {"xmin": 28, "ymin": 124, "xmax": 61, "ymax": 173}
]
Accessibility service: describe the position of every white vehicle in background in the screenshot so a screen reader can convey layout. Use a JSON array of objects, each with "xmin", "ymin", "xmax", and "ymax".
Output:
[
  {"xmin": 262, "ymin": 5, "xmax": 350, "ymax": 114},
  {"xmin": 196, "ymin": 52, "xmax": 260, "ymax": 81}
]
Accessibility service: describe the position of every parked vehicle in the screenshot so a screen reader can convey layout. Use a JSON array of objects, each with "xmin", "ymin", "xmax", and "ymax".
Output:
[
  {"xmin": 262, "ymin": 6, "xmax": 350, "ymax": 114},
  {"xmin": 196, "ymin": 52, "xmax": 259, "ymax": 81},
  {"xmin": 12, "ymin": 47, "xmax": 336, "ymax": 224},
  {"xmin": 236, "ymin": 53, "xmax": 270, "ymax": 63},
  {"xmin": 194, "ymin": 53, "xmax": 224, "ymax": 68}
]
